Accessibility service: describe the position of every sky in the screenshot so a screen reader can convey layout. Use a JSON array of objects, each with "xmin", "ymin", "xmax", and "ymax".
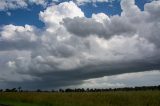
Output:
[{"xmin": 0, "ymin": 0, "xmax": 160, "ymax": 90}]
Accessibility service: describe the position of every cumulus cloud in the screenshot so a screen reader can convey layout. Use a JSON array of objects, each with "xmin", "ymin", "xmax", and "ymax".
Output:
[
  {"xmin": 63, "ymin": 15, "xmax": 136, "ymax": 39},
  {"xmin": 0, "ymin": 0, "xmax": 27, "ymax": 11},
  {"xmin": 74, "ymin": 0, "xmax": 109, "ymax": 5},
  {"xmin": 0, "ymin": 0, "xmax": 47, "ymax": 11},
  {"xmin": 6, "ymin": 12, "xmax": 11, "ymax": 16},
  {"xmin": 51, "ymin": 0, "xmax": 117, "ymax": 5},
  {"xmin": 0, "ymin": 0, "xmax": 160, "ymax": 89},
  {"xmin": 39, "ymin": 1, "xmax": 84, "ymax": 32},
  {"xmin": 0, "ymin": 0, "xmax": 118, "ymax": 11},
  {"xmin": 63, "ymin": 0, "xmax": 141, "ymax": 38},
  {"xmin": 0, "ymin": 24, "xmax": 40, "ymax": 50}
]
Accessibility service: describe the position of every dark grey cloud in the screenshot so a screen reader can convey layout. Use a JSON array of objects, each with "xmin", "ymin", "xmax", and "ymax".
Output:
[
  {"xmin": 3, "ymin": 55, "xmax": 160, "ymax": 89},
  {"xmin": 63, "ymin": 16, "xmax": 136, "ymax": 39},
  {"xmin": 0, "ymin": 40, "xmax": 39, "ymax": 50},
  {"xmin": 144, "ymin": 0, "xmax": 160, "ymax": 21}
]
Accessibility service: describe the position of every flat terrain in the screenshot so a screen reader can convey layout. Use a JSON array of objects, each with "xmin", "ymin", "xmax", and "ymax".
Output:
[{"xmin": 0, "ymin": 91, "xmax": 160, "ymax": 106}]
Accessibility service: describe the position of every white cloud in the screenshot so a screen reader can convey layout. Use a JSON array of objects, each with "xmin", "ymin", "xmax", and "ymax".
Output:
[
  {"xmin": 39, "ymin": 1, "xmax": 84, "ymax": 32},
  {"xmin": 29, "ymin": 0, "xmax": 47, "ymax": 5},
  {"xmin": 75, "ymin": 0, "xmax": 108, "ymax": 5},
  {"xmin": 6, "ymin": 12, "xmax": 11, "ymax": 16},
  {"xmin": 0, "ymin": 0, "xmax": 121, "ymax": 11},
  {"xmin": 0, "ymin": 0, "xmax": 27, "ymax": 11},
  {"xmin": 74, "ymin": 0, "xmax": 121, "ymax": 5},
  {"xmin": 0, "ymin": 24, "xmax": 37, "ymax": 41},
  {"xmin": 0, "ymin": 0, "xmax": 47, "ymax": 11}
]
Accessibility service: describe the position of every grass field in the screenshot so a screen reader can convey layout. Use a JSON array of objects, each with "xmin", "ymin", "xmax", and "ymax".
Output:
[{"xmin": 0, "ymin": 91, "xmax": 160, "ymax": 106}]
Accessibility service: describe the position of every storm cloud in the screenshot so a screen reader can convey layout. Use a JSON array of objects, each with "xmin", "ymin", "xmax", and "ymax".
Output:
[{"xmin": 0, "ymin": 0, "xmax": 160, "ymax": 89}]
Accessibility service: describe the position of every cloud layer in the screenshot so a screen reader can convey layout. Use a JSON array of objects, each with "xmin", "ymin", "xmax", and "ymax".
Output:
[
  {"xmin": 0, "ymin": 0, "xmax": 117, "ymax": 11},
  {"xmin": 0, "ymin": 0, "xmax": 160, "ymax": 89},
  {"xmin": 0, "ymin": 0, "xmax": 47, "ymax": 11},
  {"xmin": 68, "ymin": 70, "xmax": 160, "ymax": 89}
]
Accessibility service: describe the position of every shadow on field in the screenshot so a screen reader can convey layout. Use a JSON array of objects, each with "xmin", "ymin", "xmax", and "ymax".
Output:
[{"xmin": 0, "ymin": 104, "xmax": 11, "ymax": 106}]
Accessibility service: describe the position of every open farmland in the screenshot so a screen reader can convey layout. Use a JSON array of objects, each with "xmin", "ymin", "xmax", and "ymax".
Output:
[{"xmin": 0, "ymin": 91, "xmax": 160, "ymax": 106}]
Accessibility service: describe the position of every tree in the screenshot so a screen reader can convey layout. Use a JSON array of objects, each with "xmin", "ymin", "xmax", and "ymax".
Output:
[
  {"xmin": 11, "ymin": 88, "xmax": 17, "ymax": 92},
  {"xmin": 37, "ymin": 89, "xmax": 42, "ymax": 92},
  {"xmin": 0, "ymin": 89, "xmax": 3, "ymax": 92},
  {"xmin": 18, "ymin": 86, "xmax": 22, "ymax": 92}
]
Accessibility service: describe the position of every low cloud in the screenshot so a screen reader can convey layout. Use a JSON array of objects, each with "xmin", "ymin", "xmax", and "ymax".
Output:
[{"xmin": 68, "ymin": 70, "xmax": 160, "ymax": 89}]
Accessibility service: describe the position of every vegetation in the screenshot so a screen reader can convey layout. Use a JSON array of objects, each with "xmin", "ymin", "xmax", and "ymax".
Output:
[
  {"xmin": 0, "ymin": 86, "xmax": 160, "ymax": 106},
  {"xmin": 1, "ymin": 85, "xmax": 160, "ymax": 93}
]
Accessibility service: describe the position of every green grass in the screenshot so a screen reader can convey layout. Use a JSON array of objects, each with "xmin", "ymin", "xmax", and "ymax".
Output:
[{"xmin": 0, "ymin": 91, "xmax": 160, "ymax": 106}]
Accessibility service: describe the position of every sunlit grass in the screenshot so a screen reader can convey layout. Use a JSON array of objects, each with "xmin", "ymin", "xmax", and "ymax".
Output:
[{"xmin": 0, "ymin": 91, "xmax": 160, "ymax": 106}]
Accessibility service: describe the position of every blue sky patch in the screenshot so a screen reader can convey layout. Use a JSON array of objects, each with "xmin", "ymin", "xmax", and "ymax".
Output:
[{"xmin": 0, "ymin": 0, "xmax": 153, "ymax": 28}]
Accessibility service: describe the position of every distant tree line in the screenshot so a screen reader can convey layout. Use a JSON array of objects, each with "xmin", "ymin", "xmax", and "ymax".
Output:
[
  {"xmin": 0, "ymin": 86, "xmax": 22, "ymax": 92},
  {"xmin": 0, "ymin": 85, "xmax": 160, "ymax": 92},
  {"xmin": 58, "ymin": 85, "xmax": 160, "ymax": 92}
]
